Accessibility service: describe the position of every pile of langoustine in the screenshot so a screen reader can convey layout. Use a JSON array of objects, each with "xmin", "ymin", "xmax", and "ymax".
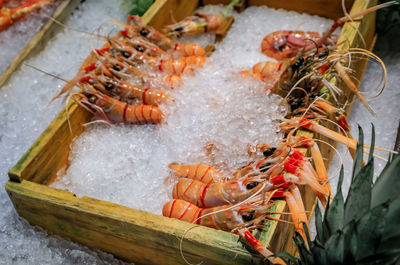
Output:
[
  {"xmin": 161, "ymin": 2, "xmax": 397, "ymax": 264},
  {"xmin": 46, "ymin": 14, "xmax": 223, "ymax": 125},
  {"xmin": 41, "ymin": 2, "xmax": 398, "ymax": 264}
]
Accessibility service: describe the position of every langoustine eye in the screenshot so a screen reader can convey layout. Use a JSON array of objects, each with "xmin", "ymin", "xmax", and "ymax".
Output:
[
  {"xmin": 246, "ymin": 182, "xmax": 259, "ymax": 190},
  {"xmin": 242, "ymin": 212, "xmax": 254, "ymax": 222}
]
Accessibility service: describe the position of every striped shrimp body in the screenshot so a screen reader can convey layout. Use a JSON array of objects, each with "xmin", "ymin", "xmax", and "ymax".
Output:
[
  {"xmin": 163, "ymin": 199, "xmax": 269, "ymax": 231},
  {"xmin": 163, "ymin": 75, "xmax": 183, "ymax": 89},
  {"xmin": 172, "ymin": 177, "xmax": 270, "ymax": 208},
  {"xmin": 241, "ymin": 61, "xmax": 286, "ymax": 90},
  {"xmin": 158, "ymin": 56, "xmax": 205, "ymax": 75},
  {"xmin": 80, "ymin": 75, "xmax": 170, "ymax": 106},
  {"xmin": 252, "ymin": 61, "xmax": 285, "ymax": 79},
  {"xmin": 168, "ymin": 163, "xmax": 225, "ymax": 183},
  {"xmin": 173, "ymin": 43, "xmax": 206, "ymax": 57},
  {"xmin": 76, "ymin": 85, "xmax": 163, "ymax": 124},
  {"xmin": 163, "ymin": 199, "xmax": 285, "ymax": 264}
]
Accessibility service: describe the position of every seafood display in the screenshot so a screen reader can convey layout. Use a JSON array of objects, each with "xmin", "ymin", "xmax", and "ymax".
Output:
[{"xmin": 34, "ymin": 1, "xmax": 397, "ymax": 264}]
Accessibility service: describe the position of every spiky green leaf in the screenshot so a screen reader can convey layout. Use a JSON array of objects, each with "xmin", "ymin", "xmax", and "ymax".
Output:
[
  {"xmin": 325, "ymin": 167, "xmax": 345, "ymax": 234},
  {"xmin": 367, "ymin": 124, "xmax": 375, "ymax": 162},
  {"xmin": 371, "ymin": 155, "xmax": 400, "ymax": 208},
  {"xmin": 293, "ymin": 230, "xmax": 316, "ymax": 264},
  {"xmin": 355, "ymin": 203, "xmax": 388, "ymax": 260},
  {"xmin": 314, "ymin": 204, "xmax": 328, "ymax": 243},
  {"xmin": 341, "ymin": 220, "xmax": 358, "ymax": 263},
  {"xmin": 324, "ymin": 232, "xmax": 345, "ymax": 263},
  {"xmin": 309, "ymin": 243, "xmax": 327, "ymax": 265},
  {"xmin": 352, "ymin": 126, "xmax": 364, "ymax": 181},
  {"xmin": 344, "ymin": 159, "xmax": 373, "ymax": 224},
  {"xmin": 378, "ymin": 198, "xmax": 400, "ymax": 253}
]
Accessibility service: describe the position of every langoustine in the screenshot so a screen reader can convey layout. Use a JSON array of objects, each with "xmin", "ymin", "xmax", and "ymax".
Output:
[
  {"xmin": 71, "ymin": 85, "xmax": 163, "ymax": 124},
  {"xmin": 260, "ymin": 2, "xmax": 397, "ymax": 61},
  {"xmin": 163, "ymin": 131, "xmax": 335, "ymax": 261}
]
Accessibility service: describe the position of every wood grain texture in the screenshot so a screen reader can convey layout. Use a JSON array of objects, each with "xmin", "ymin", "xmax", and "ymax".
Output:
[
  {"xmin": 6, "ymin": 180, "xmax": 287, "ymax": 265},
  {"xmin": 318, "ymin": 0, "xmax": 378, "ymax": 176},
  {"xmin": 216, "ymin": 16, "xmax": 234, "ymax": 43},
  {"xmin": 6, "ymin": 0, "xmax": 378, "ymax": 263},
  {"xmin": 142, "ymin": 0, "xmax": 200, "ymax": 30},
  {"xmin": 247, "ymin": 0, "xmax": 354, "ymax": 19},
  {"xmin": 0, "ymin": 0, "xmax": 81, "ymax": 89}
]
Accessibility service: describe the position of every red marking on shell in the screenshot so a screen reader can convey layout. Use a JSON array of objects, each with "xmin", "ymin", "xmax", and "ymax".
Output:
[
  {"xmin": 291, "ymin": 149, "xmax": 305, "ymax": 160},
  {"xmin": 270, "ymin": 175, "xmax": 285, "ymax": 185},
  {"xmin": 287, "ymin": 157, "xmax": 302, "ymax": 167},
  {"xmin": 95, "ymin": 47, "xmax": 110, "ymax": 55},
  {"xmin": 300, "ymin": 118, "xmax": 313, "ymax": 129},
  {"xmin": 284, "ymin": 162, "xmax": 297, "ymax": 174},
  {"xmin": 79, "ymin": 76, "xmax": 92, "ymax": 84},
  {"xmin": 84, "ymin": 63, "xmax": 97, "ymax": 73}
]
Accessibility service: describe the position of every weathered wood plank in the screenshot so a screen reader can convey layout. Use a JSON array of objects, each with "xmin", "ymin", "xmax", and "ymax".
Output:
[
  {"xmin": 142, "ymin": 0, "xmax": 200, "ymax": 30},
  {"xmin": 6, "ymin": 180, "xmax": 286, "ymax": 265},
  {"xmin": 0, "ymin": 0, "xmax": 81, "ymax": 89},
  {"xmin": 216, "ymin": 16, "xmax": 234, "ymax": 43},
  {"xmin": 247, "ymin": 0, "xmax": 354, "ymax": 19}
]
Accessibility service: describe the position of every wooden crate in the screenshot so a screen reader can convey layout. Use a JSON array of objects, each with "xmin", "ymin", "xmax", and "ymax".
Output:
[{"xmin": 6, "ymin": 0, "xmax": 377, "ymax": 264}]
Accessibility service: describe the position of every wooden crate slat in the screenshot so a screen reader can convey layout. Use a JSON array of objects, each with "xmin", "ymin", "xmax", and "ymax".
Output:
[
  {"xmin": 143, "ymin": 0, "xmax": 200, "ymax": 30},
  {"xmin": 6, "ymin": 180, "xmax": 287, "ymax": 264},
  {"xmin": 247, "ymin": 0, "xmax": 354, "ymax": 19}
]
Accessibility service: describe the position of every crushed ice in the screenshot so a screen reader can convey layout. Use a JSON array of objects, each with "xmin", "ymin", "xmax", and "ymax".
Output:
[{"xmin": 51, "ymin": 6, "xmax": 335, "ymax": 215}]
